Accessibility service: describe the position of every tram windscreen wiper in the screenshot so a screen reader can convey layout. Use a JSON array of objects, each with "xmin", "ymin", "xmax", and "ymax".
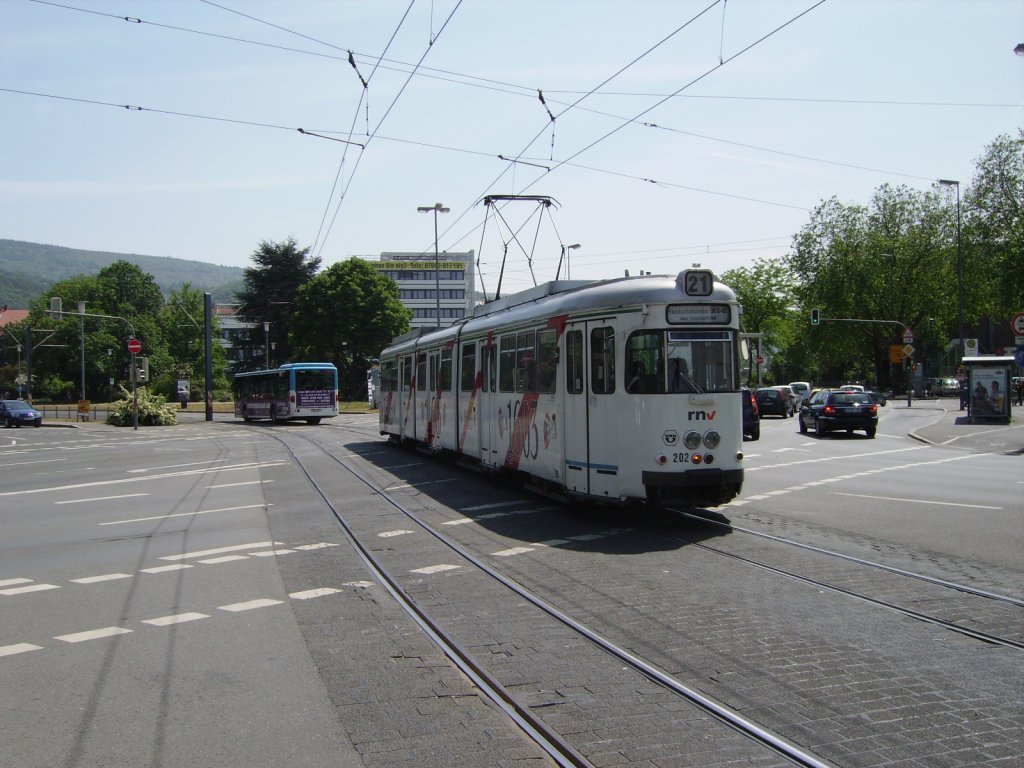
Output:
[{"xmin": 670, "ymin": 359, "xmax": 704, "ymax": 393}]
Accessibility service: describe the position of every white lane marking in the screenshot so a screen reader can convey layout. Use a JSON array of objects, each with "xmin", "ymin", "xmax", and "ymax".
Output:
[
  {"xmin": 386, "ymin": 478, "xmax": 458, "ymax": 490},
  {"xmin": 461, "ymin": 500, "xmax": 525, "ymax": 512},
  {"xmin": 410, "ymin": 564, "xmax": 460, "ymax": 575},
  {"xmin": 533, "ymin": 539, "xmax": 570, "ymax": 547},
  {"xmin": 289, "ymin": 588, "xmax": 341, "ymax": 600},
  {"xmin": 161, "ymin": 542, "xmax": 279, "ymax": 561},
  {"xmin": 55, "ymin": 494, "xmax": 149, "ymax": 505},
  {"xmin": 218, "ymin": 598, "xmax": 282, "ymax": 612},
  {"xmin": 378, "ymin": 530, "xmax": 414, "ymax": 537},
  {"xmin": 102, "ymin": 503, "xmax": 270, "ymax": 526},
  {"xmin": 0, "ymin": 461, "xmax": 286, "ymax": 497},
  {"xmin": 127, "ymin": 461, "xmax": 228, "ymax": 473},
  {"xmin": 0, "ymin": 459, "xmax": 65, "ymax": 468},
  {"xmin": 1, "ymin": 583, "xmax": 60, "ymax": 596},
  {"xmin": 142, "ymin": 612, "xmax": 209, "ymax": 627},
  {"xmin": 441, "ymin": 518, "xmax": 474, "ymax": 526},
  {"xmin": 140, "ymin": 564, "xmax": 193, "ymax": 574},
  {"xmin": 248, "ymin": 549, "xmax": 295, "ymax": 557},
  {"xmin": 0, "ymin": 578, "xmax": 32, "ymax": 587},
  {"xmin": 208, "ymin": 480, "xmax": 272, "ymax": 489},
  {"xmin": 71, "ymin": 573, "xmax": 132, "ymax": 584},
  {"xmin": 0, "ymin": 643, "xmax": 43, "ymax": 657},
  {"xmin": 343, "ymin": 580, "xmax": 374, "ymax": 588},
  {"xmin": 55, "ymin": 626, "xmax": 132, "ymax": 643},
  {"xmin": 492, "ymin": 547, "xmax": 534, "ymax": 557},
  {"xmin": 198, "ymin": 555, "xmax": 249, "ymax": 565},
  {"xmin": 294, "ymin": 542, "xmax": 339, "ymax": 550},
  {"xmin": 830, "ymin": 492, "xmax": 1002, "ymax": 510}
]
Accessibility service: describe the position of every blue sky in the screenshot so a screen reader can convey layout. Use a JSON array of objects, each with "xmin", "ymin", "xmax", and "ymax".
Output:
[{"xmin": 3, "ymin": 0, "xmax": 1021, "ymax": 296}]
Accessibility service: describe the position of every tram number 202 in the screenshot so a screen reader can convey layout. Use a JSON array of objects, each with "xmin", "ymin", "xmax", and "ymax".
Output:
[{"xmin": 671, "ymin": 452, "xmax": 693, "ymax": 463}]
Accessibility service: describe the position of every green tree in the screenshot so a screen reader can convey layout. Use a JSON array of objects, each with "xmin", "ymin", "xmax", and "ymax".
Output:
[
  {"xmin": 24, "ymin": 262, "xmax": 168, "ymax": 402},
  {"xmin": 722, "ymin": 258, "xmax": 796, "ymax": 385},
  {"xmin": 787, "ymin": 185, "xmax": 954, "ymax": 389},
  {"xmin": 964, "ymin": 129, "xmax": 1023, "ymax": 322},
  {"xmin": 290, "ymin": 258, "xmax": 411, "ymax": 399},
  {"xmin": 236, "ymin": 238, "xmax": 321, "ymax": 368},
  {"xmin": 159, "ymin": 283, "xmax": 229, "ymax": 399}
]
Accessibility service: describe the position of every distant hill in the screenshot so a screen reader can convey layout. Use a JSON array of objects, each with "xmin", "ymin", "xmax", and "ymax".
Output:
[{"xmin": 0, "ymin": 239, "xmax": 244, "ymax": 307}]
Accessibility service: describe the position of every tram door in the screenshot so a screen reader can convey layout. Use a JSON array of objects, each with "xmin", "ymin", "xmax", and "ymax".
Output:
[
  {"xmin": 562, "ymin": 323, "xmax": 619, "ymax": 500},
  {"xmin": 477, "ymin": 338, "xmax": 497, "ymax": 467},
  {"xmin": 425, "ymin": 349, "xmax": 442, "ymax": 449}
]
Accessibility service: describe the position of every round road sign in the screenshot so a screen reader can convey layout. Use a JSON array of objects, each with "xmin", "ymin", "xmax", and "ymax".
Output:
[
  {"xmin": 127, "ymin": 338, "xmax": 142, "ymax": 354},
  {"xmin": 1011, "ymin": 311, "xmax": 1024, "ymax": 336}
]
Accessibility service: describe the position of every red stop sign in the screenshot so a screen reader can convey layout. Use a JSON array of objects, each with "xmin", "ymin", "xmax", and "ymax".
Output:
[{"xmin": 127, "ymin": 339, "xmax": 142, "ymax": 354}]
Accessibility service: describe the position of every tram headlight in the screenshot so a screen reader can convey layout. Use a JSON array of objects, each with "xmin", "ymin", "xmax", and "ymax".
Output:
[
  {"xmin": 702, "ymin": 430, "xmax": 720, "ymax": 449},
  {"xmin": 683, "ymin": 431, "xmax": 702, "ymax": 450}
]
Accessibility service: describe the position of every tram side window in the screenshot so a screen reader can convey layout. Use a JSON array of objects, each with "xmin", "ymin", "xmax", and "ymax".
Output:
[
  {"xmin": 626, "ymin": 331, "xmax": 665, "ymax": 394},
  {"xmin": 417, "ymin": 354, "xmax": 427, "ymax": 392},
  {"xmin": 516, "ymin": 330, "xmax": 536, "ymax": 393},
  {"xmin": 499, "ymin": 335, "xmax": 516, "ymax": 392},
  {"xmin": 383, "ymin": 361, "xmax": 397, "ymax": 392},
  {"xmin": 487, "ymin": 340, "xmax": 496, "ymax": 392},
  {"xmin": 439, "ymin": 346, "xmax": 452, "ymax": 391},
  {"xmin": 591, "ymin": 326, "xmax": 615, "ymax": 394},
  {"xmin": 537, "ymin": 328, "xmax": 557, "ymax": 394},
  {"xmin": 460, "ymin": 343, "xmax": 476, "ymax": 391},
  {"xmin": 402, "ymin": 356, "xmax": 413, "ymax": 391},
  {"xmin": 429, "ymin": 353, "xmax": 438, "ymax": 391},
  {"xmin": 566, "ymin": 330, "xmax": 583, "ymax": 394}
]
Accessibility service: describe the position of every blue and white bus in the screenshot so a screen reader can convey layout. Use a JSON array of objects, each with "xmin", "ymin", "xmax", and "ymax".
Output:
[{"xmin": 233, "ymin": 362, "xmax": 339, "ymax": 424}]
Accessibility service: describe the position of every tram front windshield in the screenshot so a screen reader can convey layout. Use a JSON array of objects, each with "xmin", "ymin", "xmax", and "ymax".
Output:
[{"xmin": 626, "ymin": 330, "xmax": 737, "ymax": 394}]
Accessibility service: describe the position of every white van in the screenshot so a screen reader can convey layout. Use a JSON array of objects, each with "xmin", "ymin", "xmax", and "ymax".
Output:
[{"xmin": 788, "ymin": 381, "xmax": 811, "ymax": 407}]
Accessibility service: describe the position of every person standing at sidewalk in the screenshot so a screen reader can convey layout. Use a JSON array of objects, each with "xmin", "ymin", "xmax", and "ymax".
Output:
[{"xmin": 1015, "ymin": 378, "xmax": 1024, "ymax": 407}]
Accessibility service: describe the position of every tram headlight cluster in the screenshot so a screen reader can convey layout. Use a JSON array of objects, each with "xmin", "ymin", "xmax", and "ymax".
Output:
[
  {"xmin": 676, "ymin": 429, "xmax": 720, "ymax": 465},
  {"xmin": 684, "ymin": 430, "xmax": 720, "ymax": 450}
]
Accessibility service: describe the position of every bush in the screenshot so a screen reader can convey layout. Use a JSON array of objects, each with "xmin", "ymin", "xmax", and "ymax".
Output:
[{"xmin": 106, "ymin": 385, "xmax": 178, "ymax": 427}]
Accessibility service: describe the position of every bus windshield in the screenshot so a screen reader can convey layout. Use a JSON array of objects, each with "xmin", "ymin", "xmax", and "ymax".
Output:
[{"xmin": 295, "ymin": 368, "xmax": 336, "ymax": 390}]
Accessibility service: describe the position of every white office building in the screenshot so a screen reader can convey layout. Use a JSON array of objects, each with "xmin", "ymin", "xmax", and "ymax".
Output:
[{"xmin": 371, "ymin": 251, "xmax": 476, "ymax": 330}]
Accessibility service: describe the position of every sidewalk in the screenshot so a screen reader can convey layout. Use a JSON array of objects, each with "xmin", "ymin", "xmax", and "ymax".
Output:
[{"xmin": 905, "ymin": 398, "xmax": 1024, "ymax": 454}]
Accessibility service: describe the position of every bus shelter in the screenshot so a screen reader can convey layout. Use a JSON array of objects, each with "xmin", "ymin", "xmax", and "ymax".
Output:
[{"xmin": 963, "ymin": 355, "xmax": 1013, "ymax": 424}]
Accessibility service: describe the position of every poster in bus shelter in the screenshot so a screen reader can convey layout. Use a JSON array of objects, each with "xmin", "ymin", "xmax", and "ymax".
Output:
[{"xmin": 968, "ymin": 366, "xmax": 1009, "ymax": 420}]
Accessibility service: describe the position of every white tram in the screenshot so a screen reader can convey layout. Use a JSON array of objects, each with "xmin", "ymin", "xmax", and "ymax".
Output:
[{"xmin": 377, "ymin": 269, "xmax": 744, "ymax": 507}]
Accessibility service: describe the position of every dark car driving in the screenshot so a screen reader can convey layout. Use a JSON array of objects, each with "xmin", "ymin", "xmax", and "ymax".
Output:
[
  {"xmin": 741, "ymin": 387, "xmax": 760, "ymax": 440},
  {"xmin": 754, "ymin": 387, "xmax": 792, "ymax": 418},
  {"xmin": 1, "ymin": 399, "xmax": 43, "ymax": 428},
  {"xmin": 798, "ymin": 389, "xmax": 877, "ymax": 438}
]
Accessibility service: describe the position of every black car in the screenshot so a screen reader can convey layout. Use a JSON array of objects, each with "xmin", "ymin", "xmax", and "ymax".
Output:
[
  {"xmin": 741, "ymin": 387, "xmax": 760, "ymax": 440},
  {"xmin": 754, "ymin": 387, "xmax": 792, "ymax": 418},
  {"xmin": 0, "ymin": 399, "xmax": 43, "ymax": 428},
  {"xmin": 798, "ymin": 389, "xmax": 878, "ymax": 438}
]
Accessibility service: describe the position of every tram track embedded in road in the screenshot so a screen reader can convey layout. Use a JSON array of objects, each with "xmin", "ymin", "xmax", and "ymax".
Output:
[
  {"xmin": 257, "ymin": 424, "xmax": 838, "ymax": 768},
  {"xmin": 667, "ymin": 508, "xmax": 1024, "ymax": 650}
]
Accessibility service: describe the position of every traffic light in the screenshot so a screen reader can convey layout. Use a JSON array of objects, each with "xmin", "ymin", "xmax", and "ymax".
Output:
[
  {"xmin": 134, "ymin": 357, "xmax": 149, "ymax": 383},
  {"xmin": 810, "ymin": 308, "xmax": 820, "ymax": 325}
]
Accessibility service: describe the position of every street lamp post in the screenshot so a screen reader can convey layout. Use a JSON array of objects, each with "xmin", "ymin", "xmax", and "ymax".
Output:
[
  {"xmin": 937, "ymin": 179, "xmax": 964, "ymax": 399},
  {"xmin": 78, "ymin": 301, "xmax": 87, "ymax": 402},
  {"xmin": 556, "ymin": 243, "xmax": 581, "ymax": 281},
  {"xmin": 417, "ymin": 203, "xmax": 450, "ymax": 328}
]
